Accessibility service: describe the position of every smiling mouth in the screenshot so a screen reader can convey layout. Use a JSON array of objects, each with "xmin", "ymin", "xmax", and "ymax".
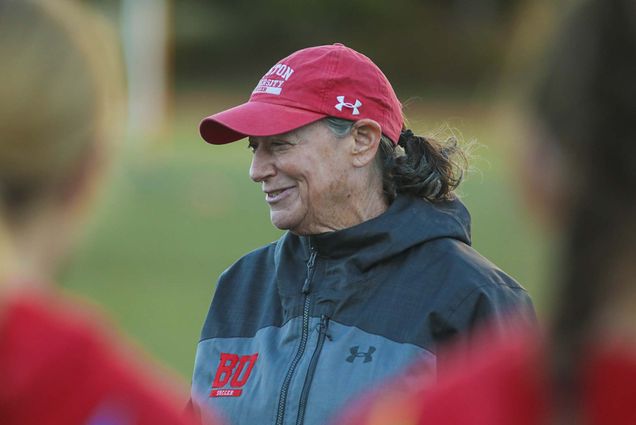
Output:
[{"xmin": 265, "ymin": 187, "xmax": 293, "ymax": 203}]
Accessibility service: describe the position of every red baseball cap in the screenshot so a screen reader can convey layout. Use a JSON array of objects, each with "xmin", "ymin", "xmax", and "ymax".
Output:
[{"xmin": 199, "ymin": 43, "xmax": 403, "ymax": 145}]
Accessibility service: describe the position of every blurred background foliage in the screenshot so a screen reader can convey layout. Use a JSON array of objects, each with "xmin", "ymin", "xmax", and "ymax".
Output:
[
  {"xmin": 174, "ymin": 0, "xmax": 516, "ymax": 91},
  {"xmin": 90, "ymin": 0, "xmax": 549, "ymax": 92},
  {"xmin": 60, "ymin": 0, "xmax": 559, "ymax": 379}
]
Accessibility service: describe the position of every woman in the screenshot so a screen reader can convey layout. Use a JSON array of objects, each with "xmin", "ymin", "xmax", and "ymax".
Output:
[
  {"xmin": 339, "ymin": 0, "xmax": 636, "ymax": 424},
  {"xmin": 191, "ymin": 43, "xmax": 535, "ymax": 425},
  {"xmin": 0, "ymin": 1, "xmax": 209, "ymax": 424}
]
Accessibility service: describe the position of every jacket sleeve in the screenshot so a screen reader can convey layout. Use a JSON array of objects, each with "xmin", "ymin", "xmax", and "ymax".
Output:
[
  {"xmin": 433, "ymin": 283, "xmax": 537, "ymax": 373},
  {"xmin": 462, "ymin": 284, "xmax": 537, "ymax": 332}
]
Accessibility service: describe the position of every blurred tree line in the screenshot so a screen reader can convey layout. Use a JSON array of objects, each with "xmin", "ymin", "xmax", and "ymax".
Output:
[
  {"xmin": 175, "ymin": 0, "xmax": 524, "ymax": 92},
  {"xmin": 90, "ymin": 0, "xmax": 531, "ymax": 94}
]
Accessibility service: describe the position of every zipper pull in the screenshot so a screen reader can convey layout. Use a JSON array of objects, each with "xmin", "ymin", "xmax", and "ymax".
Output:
[
  {"xmin": 319, "ymin": 315, "xmax": 332, "ymax": 341},
  {"xmin": 301, "ymin": 249, "xmax": 317, "ymax": 294}
]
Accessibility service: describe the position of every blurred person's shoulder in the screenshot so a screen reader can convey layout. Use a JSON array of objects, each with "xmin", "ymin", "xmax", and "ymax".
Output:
[
  {"xmin": 417, "ymin": 329, "xmax": 636, "ymax": 425},
  {"xmin": 585, "ymin": 338, "xmax": 636, "ymax": 424},
  {"xmin": 335, "ymin": 315, "xmax": 636, "ymax": 425},
  {"xmin": 419, "ymin": 328, "xmax": 547, "ymax": 425},
  {"xmin": 335, "ymin": 324, "xmax": 547, "ymax": 425},
  {"xmin": 0, "ymin": 288, "xmax": 206, "ymax": 425}
]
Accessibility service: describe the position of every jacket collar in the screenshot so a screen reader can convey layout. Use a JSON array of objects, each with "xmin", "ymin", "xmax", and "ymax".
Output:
[{"xmin": 274, "ymin": 195, "xmax": 471, "ymax": 288}]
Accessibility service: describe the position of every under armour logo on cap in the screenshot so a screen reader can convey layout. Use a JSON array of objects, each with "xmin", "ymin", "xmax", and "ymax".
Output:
[
  {"xmin": 335, "ymin": 96, "xmax": 362, "ymax": 115},
  {"xmin": 346, "ymin": 346, "xmax": 376, "ymax": 363}
]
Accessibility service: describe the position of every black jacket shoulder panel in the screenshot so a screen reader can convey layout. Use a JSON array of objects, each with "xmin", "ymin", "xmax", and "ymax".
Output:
[
  {"xmin": 324, "ymin": 236, "xmax": 533, "ymax": 350},
  {"xmin": 200, "ymin": 196, "xmax": 535, "ymax": 349},
  {"xmin": 200, "ymin": 242, "xmax": 282, "ymax": 341}
]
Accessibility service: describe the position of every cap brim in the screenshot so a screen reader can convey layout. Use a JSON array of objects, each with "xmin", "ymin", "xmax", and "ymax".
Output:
[{"xmin": 199, "ymin": 101, "xmax": 327, "ymax": 145}]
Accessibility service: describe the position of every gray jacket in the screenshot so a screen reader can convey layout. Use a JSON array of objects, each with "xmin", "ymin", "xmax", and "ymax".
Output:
[{"xmin": 191, "ymin": 195, "xmax": 535, "ymax": 425}]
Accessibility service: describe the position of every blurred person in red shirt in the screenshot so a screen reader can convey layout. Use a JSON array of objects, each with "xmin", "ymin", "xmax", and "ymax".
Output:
[
  {"xmin": 335, "ymin": 0, "xmax": 636, "ymax": 423},
  {"xmin": 0, "ymin": 1, "xmax": 218, "ymax": 424}
]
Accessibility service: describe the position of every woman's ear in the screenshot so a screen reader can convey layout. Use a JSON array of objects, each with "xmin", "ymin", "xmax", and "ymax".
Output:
[{"xmin": 351, "ymin": 119, "xmax": 382, "ymax": 168}]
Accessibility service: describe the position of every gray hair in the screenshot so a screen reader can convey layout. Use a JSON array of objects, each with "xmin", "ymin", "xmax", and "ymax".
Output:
[{"xmin": 324, "ymin": 116, "xmax": 394, "ymax": 147}]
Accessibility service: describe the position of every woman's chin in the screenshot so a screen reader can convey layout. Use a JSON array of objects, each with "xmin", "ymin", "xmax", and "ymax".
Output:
[
  {"xmin": 271, "ymin": 211, "xmax": 320, "ymax": 235},
  {"xmin": 269, "ymin": 210, "xmax": 300, "ymax": 232}
]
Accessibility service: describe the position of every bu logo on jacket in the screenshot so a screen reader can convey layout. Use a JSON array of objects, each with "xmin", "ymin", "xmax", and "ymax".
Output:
[
  {"xmin": 346, "ymin": 346, "xmax": 376, "ymax": 363},
  {"xmin": 210, "ymin": 352, "xmax": 259, "ymax": 397}
]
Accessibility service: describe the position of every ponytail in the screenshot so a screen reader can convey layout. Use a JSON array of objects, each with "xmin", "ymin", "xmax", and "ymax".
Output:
[{"xmin": 378, "ymin": 129, "xmax": 467, "ymax": 203}]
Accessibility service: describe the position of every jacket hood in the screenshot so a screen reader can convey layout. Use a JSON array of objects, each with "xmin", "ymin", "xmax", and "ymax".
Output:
[{"xmin": 275, "ymin": 195, "xmax": 472, "ymax": 274}]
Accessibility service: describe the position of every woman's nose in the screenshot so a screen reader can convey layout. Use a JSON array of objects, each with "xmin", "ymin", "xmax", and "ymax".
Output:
[{"xmin": 249, "ymin": 149, "xmax": 276, "ymax": 182}]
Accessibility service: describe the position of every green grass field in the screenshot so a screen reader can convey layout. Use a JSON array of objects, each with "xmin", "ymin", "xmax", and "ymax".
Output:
[{"xmin": 60, "ymin": 94, "xmax": 552, "ymax": 379}]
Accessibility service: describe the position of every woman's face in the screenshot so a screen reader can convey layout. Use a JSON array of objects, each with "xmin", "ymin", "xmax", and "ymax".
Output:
[{"xmin": 248, "ymin": 120, "xmax": 356, "ymax": 235}]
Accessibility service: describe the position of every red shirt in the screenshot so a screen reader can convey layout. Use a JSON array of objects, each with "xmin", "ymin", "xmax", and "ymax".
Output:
[
  {"xmin": 0, "ymin": 292, "xmax": 210, "ymax": 425},
  {"xmin": 338, "ymin": 331, "xmax": 636, "ymax": 425}
]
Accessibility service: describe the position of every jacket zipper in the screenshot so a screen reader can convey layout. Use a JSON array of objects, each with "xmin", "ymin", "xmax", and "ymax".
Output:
[
  {"xmin": 296, "ymin": 314, "xmax": 330, "ymax": 425},
  {"xmin": 275, "ymin": 248, "xmax": 317, "ymax": 425}
]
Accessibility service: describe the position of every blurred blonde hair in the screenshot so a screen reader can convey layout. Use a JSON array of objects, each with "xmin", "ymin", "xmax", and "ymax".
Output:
[
  {"xmin": 0, "ymin": 0, "xmax": 125, "ymax": 280},
  {"xmin": 0, "ymin": 0, "xmax": 125, "ymax": 222}
]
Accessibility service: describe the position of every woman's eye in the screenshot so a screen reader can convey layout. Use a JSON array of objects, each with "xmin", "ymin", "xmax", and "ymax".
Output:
[
  {"xmin": 247, "ymin": 140, "xmax": 291, "ymax": 153},
  {"xmin": 272, "ymin": 141, "xmax": 291, "ymax": 149}
]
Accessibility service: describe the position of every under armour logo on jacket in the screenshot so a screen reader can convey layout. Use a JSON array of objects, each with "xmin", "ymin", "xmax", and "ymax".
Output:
[
  {"xmin": 346, "ymin": 346, "xmax": 376, "ymax": 363},
  {"xmin": 335, "ymin": 96, "xmax": 362, "ymax": 115}
]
